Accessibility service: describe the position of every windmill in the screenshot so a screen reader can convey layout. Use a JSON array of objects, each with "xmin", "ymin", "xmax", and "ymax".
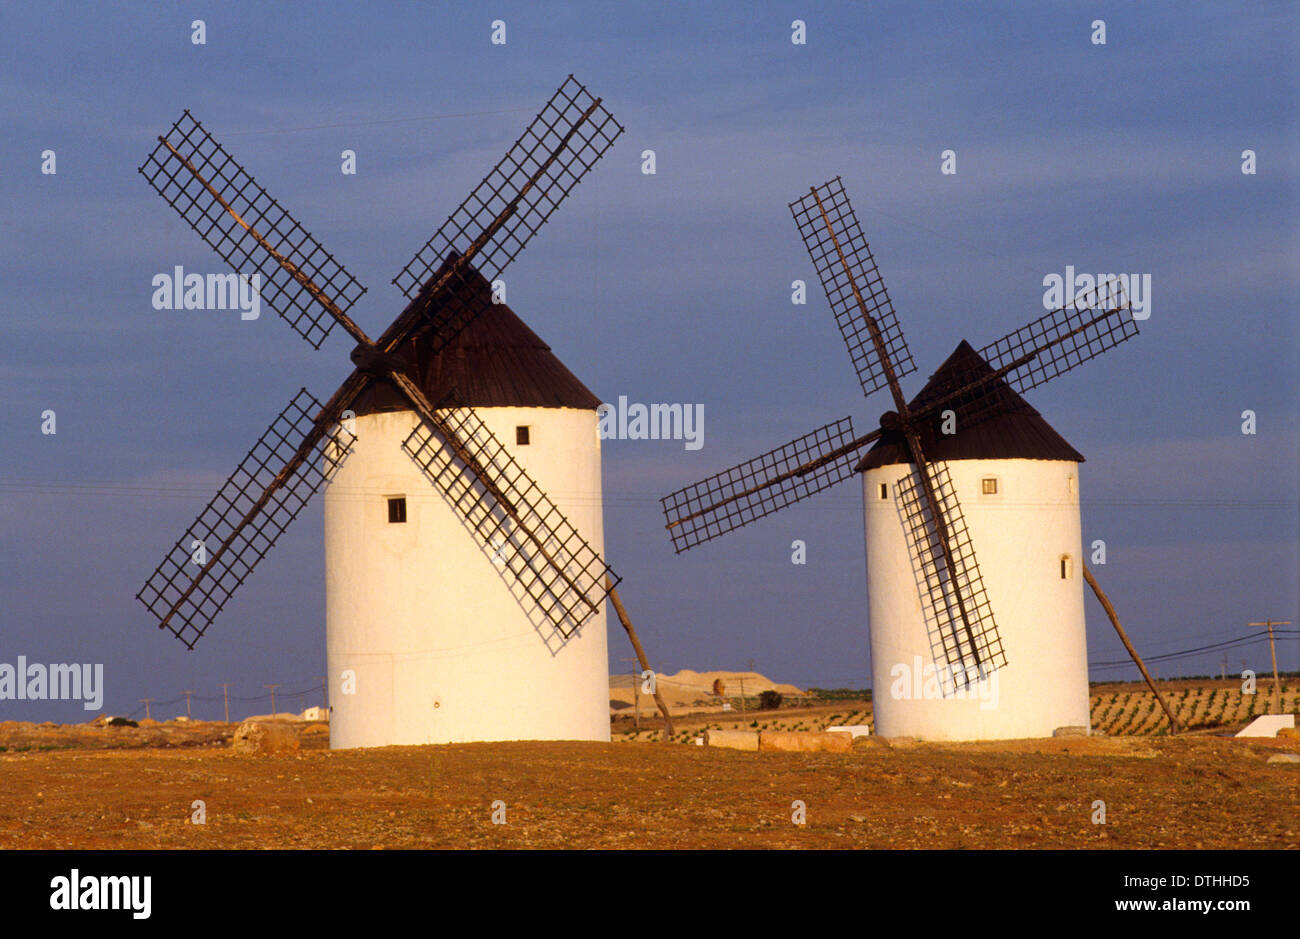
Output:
[
  {"xmin": 134, "ymin": 76, "xmax": 674, "ymax": 747},
  {"xmin": 660, "ymin": 176, "xmax": 1142, "ymax": 740}
]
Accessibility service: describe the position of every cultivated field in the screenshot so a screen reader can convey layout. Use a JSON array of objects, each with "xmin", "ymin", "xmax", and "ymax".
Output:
[
  {"xmin": 616, "ymin": 680, "xmax": 1300, "ymax": 743},
  {"xmin": 1, "ymin": 680, "xmax": 1295, "ymax": 850}
]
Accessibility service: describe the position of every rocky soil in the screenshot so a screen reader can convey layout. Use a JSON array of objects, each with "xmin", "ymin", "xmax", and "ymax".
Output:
[{"xmin": 0, "ymin": 727, "xmax": 1295, "ymax": 849}]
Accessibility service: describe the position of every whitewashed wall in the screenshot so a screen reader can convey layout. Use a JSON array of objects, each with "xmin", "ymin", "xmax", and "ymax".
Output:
[
  {"xmin": 324, "ymin": 406, "xmax": 610, "ymax": 749},
  {"xmin": 862, "ymin": 458, "xmax": 1090, "ymax": 740}
]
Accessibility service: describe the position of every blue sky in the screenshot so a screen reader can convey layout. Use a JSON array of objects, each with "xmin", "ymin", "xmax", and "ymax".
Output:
[{"xmin": 1, "ymin": 1, "xmax": 1296, "ymax": 720}]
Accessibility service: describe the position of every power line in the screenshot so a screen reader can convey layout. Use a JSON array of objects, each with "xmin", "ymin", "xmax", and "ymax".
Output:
[{"xmin": 1089, "ymin": 629, "xmax": 1298, "ymax": 669}]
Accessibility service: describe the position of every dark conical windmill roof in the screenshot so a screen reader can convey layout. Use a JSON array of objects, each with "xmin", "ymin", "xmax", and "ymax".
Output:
[
  {"xmin": 855, "ymin": 340, "xmax": 1084, "ymax": 471},
  {"xmin": 350, "ymin": 260, "xmax": 602, "ymax": 416}
]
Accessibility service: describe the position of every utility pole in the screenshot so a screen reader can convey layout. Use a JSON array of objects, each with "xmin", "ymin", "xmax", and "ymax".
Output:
[
  {"xmin": 220, "ymin": 683, "xmax": 231, "ymax": 723},
  {"xmin": 1249, "ymin": 620, "xmax": 1290, "ymax": 714},
  {"xmin": 316, "ymin": 676, "xmax": 328, "ymax": 710},
  {"xmin": 265, "ymin": 683, "xmax": 280, "ymax": 716},
  {"xmin": 139, "ymin": 698, "xmax": 153, "ymax": 721},
  {"xmin": 183, "ymin": 690, "xmax": 193, "ymax": 718},
  {"xmin": 1220, "ymin": 655, "xmax": 1228, "ymax": 682}
]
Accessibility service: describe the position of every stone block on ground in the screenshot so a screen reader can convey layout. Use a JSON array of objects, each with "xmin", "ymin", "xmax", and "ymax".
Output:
[
  {"xmin": 232, "ymin": 720, "xmax": 299, "ymax": 755},
  {"xmin": 759, "ymin": 731, "xmax": 853, "ymax": 753},
  {"xmin": 705, "ymin": 729, "xmax": 759, "ymax": 751},
  {"xmin": 1235, "ymin": 715, "xmax": 1296, "ymax": 738},
  {"xmin": 826, "ymin": 724, "xmax": 872, "ymax": 739}
]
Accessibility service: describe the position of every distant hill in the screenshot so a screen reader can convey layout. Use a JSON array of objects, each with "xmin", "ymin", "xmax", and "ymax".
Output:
[{"xmin": 610, "ymin": 668, "xmax": 804, "ymax": 712}]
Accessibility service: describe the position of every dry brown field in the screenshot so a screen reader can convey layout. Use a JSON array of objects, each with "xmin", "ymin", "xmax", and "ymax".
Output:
[{"xmin": 1, "ymin": 679, "xmax": 1296, "ymax": 850}]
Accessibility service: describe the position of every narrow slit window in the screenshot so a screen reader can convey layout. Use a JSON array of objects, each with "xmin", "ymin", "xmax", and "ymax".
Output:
[
  {"xmin": 516, "ymin": 425, "xmax": 530, "ymax": 445},
  {"xmin": 878, "ymin": 482, "xmax": 888, "ymax": 500},
  {"xmin": 981, "ymin": 477, "xmax": 998, "ymax": 495},
  {"xmin": 1060, "ymin": 555, "xmax": 1072, "ymax": 579},
  {"xmin": 387, "ymin": 496, "xmax": 407, "ymax": 524}
]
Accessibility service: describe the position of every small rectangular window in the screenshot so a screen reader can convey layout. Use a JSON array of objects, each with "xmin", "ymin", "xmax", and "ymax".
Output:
[
  {"xmin": 878, "ymin": 483, "xmax": 888, "ymax": 500},
  {"xmin": 1060, "ymin": 556, "xmax": 1072, "ymax": 579},
  {"xmin": 387, "ymin": 496, "xmax": 406, "ymax": 524},
  {"xmin": 516, "ymin": 425, "xmax": 530, "ymax": 445},
  {"xmin": 981, "ymin": 478, "xmax": 998, "ymax": 495}
]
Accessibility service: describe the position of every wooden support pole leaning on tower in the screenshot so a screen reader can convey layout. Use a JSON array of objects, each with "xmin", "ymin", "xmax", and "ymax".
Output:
[
  {"xmin": 619, "ymin": 657, "xmax": 640, "ymax": 731},
  {"xmin": 1083, "ymin": 563, "xmax": 1178, "ymax": 734},
  {"xmin": 606, "ymin": 577, "xmax": 674, "ymax": 738}
]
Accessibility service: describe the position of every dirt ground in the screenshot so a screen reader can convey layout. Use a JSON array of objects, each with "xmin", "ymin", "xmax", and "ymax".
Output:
[{"xmin": 1, "ymin": 725, "xmax": 1296, "ymax": 849}]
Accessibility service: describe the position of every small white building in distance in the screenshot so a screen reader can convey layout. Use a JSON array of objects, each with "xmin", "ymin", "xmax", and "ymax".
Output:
[
  {"xmin": 859, "ymin": 341, "xmax": 1092, "ymax": 741},
  {"xmin": 324, "ymin": 266, "xmax": 610, "ymax": 749}
]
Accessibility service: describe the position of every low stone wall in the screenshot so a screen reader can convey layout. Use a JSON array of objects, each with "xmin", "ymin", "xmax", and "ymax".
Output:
[{"xmin": 704, "ymin": 728, "xmax": 853, "ymax": 752}]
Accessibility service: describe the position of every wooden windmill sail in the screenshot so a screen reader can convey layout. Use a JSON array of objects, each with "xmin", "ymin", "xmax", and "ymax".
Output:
[
  {"xmin": 133, "ymin": 76, "xmax": 673, "ymax": 735},
  {"xmin": 661, "ymin": 176, "xmax": 1141, "ymax": 693}
]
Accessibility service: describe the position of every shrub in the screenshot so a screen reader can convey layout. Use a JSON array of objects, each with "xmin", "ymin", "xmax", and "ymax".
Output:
[{"xmin": 758, "ymin": 690, "xmax": 783, "ymax": 710}]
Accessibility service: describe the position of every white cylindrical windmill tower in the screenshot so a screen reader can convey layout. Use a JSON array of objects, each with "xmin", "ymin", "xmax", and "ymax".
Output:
[
  {"xmin": 323, "ymin": 269, "xmax": 610, "ymax": 749},
  {"xmin": 860, "ymin": 340, "xmax": 1092, "ymax": 740}
]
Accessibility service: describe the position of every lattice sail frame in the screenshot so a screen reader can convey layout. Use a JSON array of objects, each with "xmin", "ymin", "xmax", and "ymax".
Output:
[
  {"xmin": 660, "ymin": 417, "xmax": 861, "ymax": 553},
  {"xmin": 402, "ymin": 398, "xmax": 618, "ymax": 636},
  {"xmin": 138, "ymin": 112, "xmax": 367, "ymax": 349},
  {"xmin": 394, "ymin": 76, "xmax": 623, "ymax": 301},
  {"xmin": 789, "ymin": 176, "xmax": 917, "ymax": 399},
  {"xmin": 901, "ymin": 279, "xmax": 1140, "ymax": 439},
  {"xmin": 894, "ymin": 463, "xmax": 1006, "ymax": 691},
  {"xmin": 979, "ymin": 278, "xmax": 1137, "ymax": 396},
  {"xmin": 388, "ymin": 78, "xmax": 623, "ymax": 358},
  {"xmin": 136, "ymin": 389, "xmax": 355, "ymax": 649},
  {"xmin": 134, "ymin": 76, "xmax": 627, "ymax": 650}
]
